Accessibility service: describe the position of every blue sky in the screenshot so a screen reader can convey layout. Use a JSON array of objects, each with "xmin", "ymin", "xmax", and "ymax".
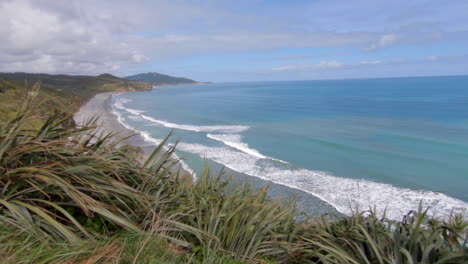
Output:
[{"xmin": 1, "ymin": 0, "xmax": 467, "ymax": 81}]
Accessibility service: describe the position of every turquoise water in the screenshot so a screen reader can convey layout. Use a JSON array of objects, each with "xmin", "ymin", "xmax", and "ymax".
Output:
[{"xmin": 112, "ymin": 76, "xmax": 468, "ymax": 220}]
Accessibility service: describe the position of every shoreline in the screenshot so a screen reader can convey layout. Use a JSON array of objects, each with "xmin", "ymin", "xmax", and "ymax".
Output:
[
  {"xmin": 73, "ymin": 92, "xmax": 193, "ymax": 179},
  {"xmin": 104, "ymin": 83, "xmax": 468, "ymax": 221},
  {"xmin": 76, "ymin": 92, "xmax": 338, "ymax": 217},
  {"xmin": 74, "ymin": 87, "xmax": 467, "ymax": 221}
]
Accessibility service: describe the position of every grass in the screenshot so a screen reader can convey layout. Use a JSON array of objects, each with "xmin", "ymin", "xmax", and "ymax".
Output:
[
  {"xmin": 0, "ymin": 86, "xmax": 467, "ymax": 263},
  {"xmin": 0, "ymin": 72, "xmax": 151, "ymax": 100},
  {"xmin": 290, "ymin": 208, "xmax": 467, "ymax": 263},
  {"xmin": 0, "ymin": 73, "xmax": 152, "ymax": 127},
  {"xmin": 0, "ymin": 225, "xmax": 187, "ymax": 263},
  {"xmin": 0, "ymin": 79, "xmax": 75, "ymax": 127}
]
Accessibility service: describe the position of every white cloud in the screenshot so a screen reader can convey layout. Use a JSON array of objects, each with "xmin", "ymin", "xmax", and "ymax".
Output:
[
  {"xmin": 0, "ymin": 0, "xmax": 389, "ymax": 74},
  {"xmin": 272, "ymin": 58, "xmax": 420, "ymax": 73},
  {"xmin": 360, "ymin": 60, "xmax": 383, "ymax": 65},
  {"xmin": 131, "ymin": 54, "xmax": 148, "ymax": 63},
  {"xmin": 0, "ymin": 0, "xmax": 145, "ymax": 74},
  {"xmin": 367, "ymin": 34, "xmax": 400, "ymax": 50},
  {"xmin": 0, "ymin": 0, "xmax": 466, "ymax": 77},
  {"xmin": 272, "ymin": 65, "xmax": 296, "ymax": 71},
  {"xmin": 317, "ymin": 60, "xmax": 343, "ymax": 68},
  {"xmin": 133, "ymin": 32, "xmax": 377, "ymax": 60},
  {"xmin": 273, "ymin": 60, "xmax": 344, "ymax": 71}
]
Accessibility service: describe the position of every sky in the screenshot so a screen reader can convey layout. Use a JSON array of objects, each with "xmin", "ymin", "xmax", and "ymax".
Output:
[{"xmin": 0, "ymin": 0, "xmax": 467, "ymax": 82}]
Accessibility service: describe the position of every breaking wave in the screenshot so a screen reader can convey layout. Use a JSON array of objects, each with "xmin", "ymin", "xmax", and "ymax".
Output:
[
  {"xmin": 111, "ymin": 94, "xmax": 468, "ymax": 221},
  {"xmin": 141, "ymin": 115, "xmax": 249, "ymax": 133}
]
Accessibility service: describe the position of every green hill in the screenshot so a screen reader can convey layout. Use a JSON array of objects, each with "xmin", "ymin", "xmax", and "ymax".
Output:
[
  {"xmin": 124, "ymin": 72, "xmax": 198, "ymax": 85},
  {"xmin": 0, "ymin": 72, "xmax": 152, "ymax": 127},
  {"xmin": 0, "ymin": 72, "xmax": 151, "ymax": 98}
]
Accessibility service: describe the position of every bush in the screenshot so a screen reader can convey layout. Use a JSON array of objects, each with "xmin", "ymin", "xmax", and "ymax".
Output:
[{"xmin": 1, "ymin": 90, "xmax": 466, "ymax": 263}]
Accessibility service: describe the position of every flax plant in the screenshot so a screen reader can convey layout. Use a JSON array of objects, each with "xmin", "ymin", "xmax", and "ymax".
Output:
[
  {"xmin": 0, "ymin": 85, "xmax": 179, "ymax": 242},
  {"xmin": 1, "ymin": 85, "xmax": 466, "ymax": 263}
]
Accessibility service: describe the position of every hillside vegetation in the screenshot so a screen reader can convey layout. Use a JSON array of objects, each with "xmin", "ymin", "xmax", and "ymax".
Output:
[
  {"xmin": 0, "ymin": 85, "xmax": 466, "ymax": 263},
  {"xmin": 0, "ymin": 73, "xmax": 151, "ymax": 127},
  {"xmin": 0, "ymin": 72, "xmax": 151, "ymax": 101},
  {"xmin": 0, "ymin": 79, "xmax": 74, "ymax": 128},
  {"xmin": 124, "ymin": 72, "xmax": 199, "ymax": 85}
]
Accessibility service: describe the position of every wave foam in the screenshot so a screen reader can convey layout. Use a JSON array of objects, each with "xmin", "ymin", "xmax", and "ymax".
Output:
[
  {"xmin": 111, "ymin": 94, "xmax": 467, "ymax": 221},
  {"xmin": 141, "ymin": 114, "xmax": 249, "ymax": 133},
  {"xmin": 113, "ymin": 97, "xmax": 145, "ymax": 115},
  {"xmin": 113, "ymin": 94, "xmax": 248, "ymax": 134},
  {"xmin": 175, "ymin": 141, "xmax": 467, "ymax": 221},
  {"xmin": 111, "ymin": 110, "xmax": 137, "ymax": 131},
  {"xmin": 110, "ymin": 103, "xmax": 195, "ymax": 178},
  {"xmin": 207, "ymin": 134, "xmax": 268, "ymax": 159},
  {"xmin": 136, "ymin": 130, "xmax": 195, "ymax": 178},
  {"xmin": 207, "ymin": 134, "xmax": 288, "ymax": 163}
]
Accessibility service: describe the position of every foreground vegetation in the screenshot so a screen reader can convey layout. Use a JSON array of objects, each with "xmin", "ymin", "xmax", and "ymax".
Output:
[{"xmin": 0, "ymin": 87, "xmax": 467, "ymax": 263}]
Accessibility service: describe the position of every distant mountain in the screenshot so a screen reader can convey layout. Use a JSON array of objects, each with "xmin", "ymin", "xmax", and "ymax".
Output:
[{"xmin": 124, "ymin": 72, "xmax": 198, "ymax": 85}]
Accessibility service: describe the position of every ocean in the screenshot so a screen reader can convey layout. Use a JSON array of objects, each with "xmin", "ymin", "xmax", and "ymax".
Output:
[{"xmin": 110, "ymin": 75, "xmax": 468, "ymax": 220}]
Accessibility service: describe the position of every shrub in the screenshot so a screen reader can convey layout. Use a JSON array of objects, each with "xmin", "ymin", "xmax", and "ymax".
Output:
[{"xmin": 1, "ymin": 88, "xmax": 466, "ymax": 263}]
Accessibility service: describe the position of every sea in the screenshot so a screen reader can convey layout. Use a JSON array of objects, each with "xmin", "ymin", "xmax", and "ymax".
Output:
[{"xmin": 110, "ymin": 75, "xmax": 468, "ymax": 220}]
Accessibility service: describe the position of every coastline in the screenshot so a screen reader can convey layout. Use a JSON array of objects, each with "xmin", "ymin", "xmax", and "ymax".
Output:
[
  {"xmin": 73, "ymin": 92, "xmax": 193, "ymax": 179},
  {"xmin": 87, "ymin": 91, "xmax": 338, "ymax": 217},
  {"xmin": 74, "ymin": 93, "xmax": 124, "ymax": 137},
  {"xmin": 109, "ymin": 81, "xmax": 468, "ymax": 221}
]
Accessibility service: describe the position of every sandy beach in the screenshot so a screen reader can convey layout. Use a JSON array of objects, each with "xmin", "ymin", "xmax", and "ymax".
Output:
[
  {"xmin": 74, "ymin": 92, "xmax": 192, "ymax": 178},
  {"xmin": 74, "ymin": 93, "xmax": 125, "ymax": 137}
]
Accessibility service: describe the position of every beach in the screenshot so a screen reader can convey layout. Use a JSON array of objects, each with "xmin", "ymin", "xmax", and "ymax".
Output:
[
  {"xmin": 74, "ymin": 91, "xmax": 338, "ymax": 216},
  {"xmin": 73, "ymin": 92, "xmax": 193, "ymax": 178},
  {"xmin": 74, "ymin": 93, "xmax": 125, "ymax": 137}
]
